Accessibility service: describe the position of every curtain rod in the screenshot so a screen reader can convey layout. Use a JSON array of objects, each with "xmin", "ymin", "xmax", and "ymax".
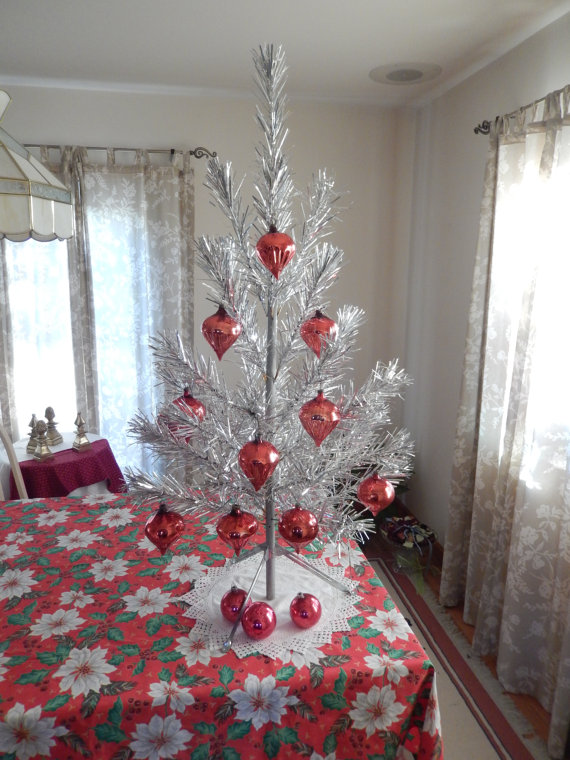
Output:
[
  {"xmin": 24, "ymin": 144, "xmax": 217, "ymax": 159},
  {"xmin": 474, "ymin": 83, "xmax": 568, "ymax": 135}
]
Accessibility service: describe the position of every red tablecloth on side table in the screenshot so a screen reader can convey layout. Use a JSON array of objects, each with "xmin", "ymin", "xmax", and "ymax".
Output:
[
  {"xmin": 9, "ymin": 438, "xmax": 126, "ymax": 499},
  {"xmin": 0, "ymin": 495, "xmax": 443, "ymax": 760}
]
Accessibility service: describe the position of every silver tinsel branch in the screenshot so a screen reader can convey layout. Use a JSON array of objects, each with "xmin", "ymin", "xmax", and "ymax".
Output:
[{"xmin": 125, "ymin": 44, "xmax": 414, "ymax": 546}]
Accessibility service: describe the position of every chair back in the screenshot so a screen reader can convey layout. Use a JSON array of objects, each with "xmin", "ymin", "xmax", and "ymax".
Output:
[{"xmin": 0, "ymin": 424, "xmax": 28, "ymax": 499}]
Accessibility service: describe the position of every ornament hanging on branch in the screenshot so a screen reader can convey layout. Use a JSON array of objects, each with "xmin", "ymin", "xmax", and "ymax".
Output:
[
  {"xmin": 278, "ymin": 504, "xmax": 319, "ymax": 553},
  {"xmin": 300, "ymin": 310, "xmax": 338, "ymax": 358},
  {"xmin": 255, "ymin": 226, "xmax": 296, "ymax": 279},
  {"xmin": 357, "ymin": 474, "xmax": 396, "ymax": 516},
  {"xmin": 144, "ymin": 504, "xmax": 185, "ymax": 555},
  {"xmin": 202, "ymin": 305, "xmax": 241, "ymax": 360},
  {"xmin": 238, "ymin": 437, "xmax": 280, "ymax": 491},
  {"xmin": 216, "ymin": 506, "xmax": 258, "ymax": 556},
  {"xmin": 299, "ymin": 390, "xmax": 341, "ymax": 446},
  {"xmin": 173, "ymin": 388, "xmax": 206, "ymax": 422}
]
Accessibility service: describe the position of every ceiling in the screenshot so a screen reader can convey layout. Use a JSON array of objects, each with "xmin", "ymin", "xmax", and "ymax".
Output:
[{"xmin": 1, "ymin": 0, "xmax": 570, "ymax": 108}]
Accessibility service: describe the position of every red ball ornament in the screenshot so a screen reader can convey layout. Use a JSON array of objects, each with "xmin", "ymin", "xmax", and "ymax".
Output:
[
  {"xmin": 202, "ymin": 305, "xmax": 241, "ymax": 360},
  {"xmin": 290, "ymin": 592, "xmax": 322, "ymax": 629},
  {"xmin": 173, "ymin": 387, "xmax": 206, "ymax": 422},
  {"xmin": 144, "ymin": 503, "xmax": 185, "ymax": 555},
  {"xmin": 216, "ymin": 506, "xmax": 258, "ymax": 556},
  {"xmin": 357, "ymin": 474, "xmax": 396, "ymax": 516},
  {"xmin": 238, "ymin": 437, "xmax": 280, "ymax": 491},
  {"xmin": 300, "ymin": 310, "xmax": 338, "ymax": 358},
  {"xmin": 299, "ymin": 390, "xmax": 341, "ymax": 447},
  {"xmin": 220, "ymin": 585, "xmax": 250, "ymax": 623},
  {"xmin": 241, "ymin": 601, "xmax": 277, "ymax": 640},
  {"xmin": 278, "ymin": 504, "xmax": 319, "ymax": 553},
  {"xmin": 256, "ymin": 226, "xmax": 295, "ymax": 279}
]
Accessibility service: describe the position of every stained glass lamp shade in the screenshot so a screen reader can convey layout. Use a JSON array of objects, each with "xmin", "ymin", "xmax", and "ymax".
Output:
[{"xmin": 0, "ymin": 90, "xmax": 73, "ymax": 242}]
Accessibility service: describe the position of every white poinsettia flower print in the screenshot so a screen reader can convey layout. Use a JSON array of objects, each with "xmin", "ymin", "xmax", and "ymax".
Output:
[
  {"xmin": 35, "ymin": 508, "xmax": 70, "ymax": 527},
  {"xmin": 423, "ymin": 691, "xmax": 441, "ymax": 737},
  {"xmin": 363, "ymin": 653, "xmax": 409, "ymax": 684},
  {"xmin": 30, "ymin": 608, "xmax": 85, "ymax": 640},
  {"xmin": 310, "ymin": 752, "xmax": 337, "ymax": 760},
  {"xmin": 166, "ymin": 554, "xmax": 205, "ymax": 583},
  {"xmin": 130, "ymin": 714, "xmax": 193, "ymax": 760},
  {"xmin": 55, "ymin": 646, "xmax": 116, "ymax": 697},
  {"xmin": 369, "ymin": 607, "xmax": 410, "ymax": 643},
  {"xmin": 0, "ymin": 568, "xmax": 37, "ymax": 600},
  {"xmin": 349, "ymin": 684, "xmax": 406, "ymax": 736},
  {"xmin": 148, "ymin": 679, "xmax": 195, "ymax": 713},
  {"xmin": 98, "ymin": 507, "xmax": 133, "ymax": 528},
  {"xmin": 321, "ymin": 540, "xmax": 352, "ymax": 568},
  {"xmin": 56, "ymin": 529, "xmax": 99, "ymax": 550},
  {"xmin": 123, "ymin": 586, "xmax": 171, "ymax": 617},
  {"xmin": 0, "ymin": 654, "xmax": 9, "ymax": 681},
  {"xmin": 91, "ymin": 557, "xmax": 129, "ymax": 582},
  {"xmin": 138, "ymin": 535, "xmax": 159, "ymax": 552},
  {"xmin": 59, "ymin": 588, "xmax": 93, "ymax": 608},
  {"xmin": 5, "ymin": 532, "xmax": 34, "ymax": 544},
  {"xmin": 175, "ymin": 631, "xmax": 223, "ymax": 667},
  {"xmin": 0, "ymin": 543, "xmax": 22, "ymax": 561},
  {"xmin": 0, "ymin": 702, "xmax": 67, "ymax": 760},
  {"xmin": 279, "ymin": 647, "xmax": 322, "ymax": 669},
  {"xmin": 228, "ymin": 674, "xmax": 298, "ymax": 730}
]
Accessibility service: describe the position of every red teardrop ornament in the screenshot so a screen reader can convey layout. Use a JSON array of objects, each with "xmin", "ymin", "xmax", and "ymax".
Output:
[
  {"xmin": 216, "ymin": 506, "xmax": 258, "ymax": 556},
  {"xmin": 202, "ymin": 306, "xmax": 241, "ymax": 360},
  {"xmin": 144, "ymin": 503, "xmax": 185, "ymax": 555},
  {"xmin": 299, "ymin": 390, "xmax": 341, "ymax": 446},
  {"xmin": 220, "ymin": 585, "xmax": 250, "ymax": 623},
  {"xmin": 173, "ymin": 388, "xmax": 206, "ymax": 422},
  {"xmin": 289, "ymin": 592, "xmax": 322, "ymax": 629},
  {"xmin": 238, "ymin": 438, "xmax": 280, "ymax": 491},
  {"xmin": 300, "ymin": 310, "xmax": 338, "ymax": 358},
  {"xmin": 241, "ymin": 601, "xmax": 277, "ymax": 640},
  {"xmin": 256, "ymin": 227, "xmax": 295, "ymax": 279},
  {"xmin": 278, "ymin": 504, "xmax": 319, "ymax": 553},
  {"xmin": 357, "ymin": 474, "xmax": 396, "ymax": 516}
]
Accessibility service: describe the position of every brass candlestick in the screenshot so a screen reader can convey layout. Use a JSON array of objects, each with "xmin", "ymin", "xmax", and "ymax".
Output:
[
  {"xmin": 45, "ymin": 406, "xmax": 63, "ymax": 446},
  {"xmin": 33, "ymin": 420, "xmax": 54, "ymax": 461},
  {"xmin": 26, "ymin": 414, "xmax": 39, "ymax": 454},
  {"xmin": 72, "ymin": 412, "xmax": 91, "ymax": 452}
]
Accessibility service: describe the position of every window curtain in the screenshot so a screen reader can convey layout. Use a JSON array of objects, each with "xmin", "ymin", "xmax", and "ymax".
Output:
[
  {"xmin": 0, "ymin": 146, "xmax": 195, "ymax": 472},
  {"xmin": 439, "ymin": 86, "xmax": 570, "ymax": 758}
]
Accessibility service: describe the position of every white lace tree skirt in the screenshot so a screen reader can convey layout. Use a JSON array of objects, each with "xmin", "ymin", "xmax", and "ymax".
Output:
[{"xmin": 180, "ymin": 553, "xmax": 360, "ymax": 659}]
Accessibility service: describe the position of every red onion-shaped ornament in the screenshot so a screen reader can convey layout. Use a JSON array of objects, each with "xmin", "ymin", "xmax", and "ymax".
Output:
[
  {"xmin": 241, "ymin": 601, "xmax": 276, "ymax": 640},
  {"xmin": 357, "ymin": 474, "xmax": 396, "ymax": 516},
  {"xmin": 300, "ymin": 310, "xmax": 338, "ymax": 358},
  {"xmin": 290, "ymin": 592, "xmax": 322, "ymax": 629},
  {"xmin": 173, "ymin": 387, "xmax": 206, "ymax": 422},
  {"xmin": 255, "ymin": 226, "xmax": 295, "ymax": 279},
  {"xmin": 278, "ymin": 504, "xmax": 319, "ymax": 553},
  {"xmin": 216, "ymin": 506, "xmax": 258, "ymax": 556},
  {"xmin": 238, "ymin": 437, "xmax": 280, "ymax": 491},
  {"xmin": 202, "ymin": 305, "xmax": 241, "ymax": 360},
  {"xmin": 220, "ymin": 585, "xmax": 250, "ymax": 623},
  {"xmin": 144, "ymin": 503, "xmax": 185, "ymax": 555},
  {"xmin": 299, "ymin": 390, "xmax": 341, "ymax": 446}
]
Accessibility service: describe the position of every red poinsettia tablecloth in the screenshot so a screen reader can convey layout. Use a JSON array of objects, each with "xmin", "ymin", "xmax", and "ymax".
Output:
[{"xmin": 0, "ymin": 495, "xmax": 443, "ymax": 760}]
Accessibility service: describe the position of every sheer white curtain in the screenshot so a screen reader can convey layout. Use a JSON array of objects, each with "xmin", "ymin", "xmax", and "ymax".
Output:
[
  {"xmin": 0, "ymin": 147, "xmax": 195, "ymax": 472},
  {"xmin": 440, "ymin": 86, "xmax": 570, "ymax": 758}
]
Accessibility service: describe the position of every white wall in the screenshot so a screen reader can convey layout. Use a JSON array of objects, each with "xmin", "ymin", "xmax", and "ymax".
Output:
[{"xmin": 401, "ymin": 12, "xmax": 570, "ymax": 543}]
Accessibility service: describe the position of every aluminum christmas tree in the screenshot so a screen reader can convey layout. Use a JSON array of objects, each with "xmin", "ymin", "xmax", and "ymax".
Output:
[{"xmin": 126, "ymin": 44, "xmax": 414, "ymax": 605}]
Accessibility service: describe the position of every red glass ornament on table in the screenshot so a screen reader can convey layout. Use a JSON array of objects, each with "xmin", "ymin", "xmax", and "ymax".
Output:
[
  {"xmin": 216, "ymin": 505, "xmax": 259, "ymax": 556},
  {"xmin": 357, "ymin": 473, "xmax": 396, "ymax": 516},
  {"xmin": 299, "ymin": 390, "xmax": 341, "ymax": 446},
  {"xmin": 238, "ymin": 437, "xmax": 280, "ymax": 491},
  {"xmin": 144, "ymin": 503, "xmax": 185, "ymax": 555},
  {"xmin": 255, "ymin": 225, "xmax": 295, "ymax": 279},
  {"xmin": 278, "ymin": 504, "xmax": 319, "ymax": 553},
  {"xmin": 220, "ymin": 585, "xmax": 251, "ymax": 623},
  {"xmin": 241, "ymin": 601, "xmax": 277, "ymax": 640},
  {"xmin": 289, "ymin": 592, "xmax": 322, "ymax": 629},
  {"xmin": 201, "ymin": 305, "xmax": 242, "ymax": 360},
  {"xmin": 300, "ymin": 309, "xmax": 338, "ymax": 358}
]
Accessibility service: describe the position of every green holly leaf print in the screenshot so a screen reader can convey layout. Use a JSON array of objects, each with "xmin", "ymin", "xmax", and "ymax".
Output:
[
  {"xmin": 151, "ymin": 636, "xmax": 174, "ymax": 651},
  {"xmin": 133, "ymin": 660, "xmax": 146, "ymax": 676},
  {"xmin": 358, "ymin": 627, "xmax": 382, "ymax": 639},
  {"xmin": 15, "ymin": 669, "xmax": 49, "ymax": 685},
  {"xmin": 383, "ymin": 597, "xmax": 396, "ymax": 611},
  {"xmin": 263, "ymin": 731, "xmax": 281, "ymax": 759},
  {"xmin": 43, "ymin": 694, "xmax": 71, "ymax": 712},
  {"xmin": 341, "ymin": 635, "xmax": 351, "ymax": 650},
  {"xmin": 210, "ymin": 686, "xmax": 226, "ymax": 697},
  {"xmin": 219, "ymin": 665, "xmax": 234, "ymax": 686},
  {"xmin": 94, "ymin": 723, "xmax": 127, "ymax": 742},
  {"xmin": 347, "ymin": 615, "xmax": 365, "ymax": 629},
  {"xmin": 323, "ymin": 733, "xmax": 337, "ymax": 754},
  {"xmin": 194, "ymin": 722, "xmax": 216, "ymax": 735},
  {"xmin": 276, "ymin": 665, "xmax": 296, "ymax": 681},
  {"xmin": 227, "ymin": 721, "xmax": 251, "ymax": 739},
  {"xmin": 191, "ymin": 743, "xmax": 211, "ymax": 760},
  {"xmin": 158, "ymin": 669, "xmax": 172, "ymax": 682},
  {"xmin": 334, "ymin": 669, "xmax": 347, "ymax": 695},
  {"xmin": 222, "ymin": 748, "xmax": 241, "ymax": 760},
  {"xmin": 321, "ymin": 693, "xmax": 348, "ymax": 710},
  {"xmin": 108, "ymin": 698, "xmax": 122, "ymax": 727}
]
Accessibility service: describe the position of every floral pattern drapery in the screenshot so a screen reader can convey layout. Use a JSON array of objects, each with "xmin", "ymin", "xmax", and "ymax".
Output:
[
  {"xmin": 0, "ymin": 147, "xmax": 195, "ymax": 472},
  {"xmin": 439, "ymin": 86, "xmax": 570, "ymax": 758}
]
